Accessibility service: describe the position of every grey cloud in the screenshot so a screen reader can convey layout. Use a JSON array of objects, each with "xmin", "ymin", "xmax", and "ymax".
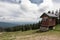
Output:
[{"xmin": 0, "ymin": 0, "xmax": 56, "ymax": 22}]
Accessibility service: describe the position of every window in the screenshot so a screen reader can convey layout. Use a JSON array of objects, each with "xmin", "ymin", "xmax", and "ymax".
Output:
[{"xmin": 42, "ymin": 17, "xmax": 48, "ymax": 21}]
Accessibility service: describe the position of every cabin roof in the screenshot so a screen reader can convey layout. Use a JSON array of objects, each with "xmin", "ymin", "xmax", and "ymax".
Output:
[{"xmin": 40, "ymin": 13, "xmax": 58, "ymax": 18}]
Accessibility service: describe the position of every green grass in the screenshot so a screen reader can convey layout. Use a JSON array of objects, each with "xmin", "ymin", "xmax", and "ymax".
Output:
[
  {"xmin": 54, "ymin": 24, "xmax": 60, "ymax": 31},
  {"xmin": 0, "ymin": 30, "xmax": 38, "ymax": 40},
  {"xmin": 0, "ymin": 24, "xmax": 60, "ymax": 40}
]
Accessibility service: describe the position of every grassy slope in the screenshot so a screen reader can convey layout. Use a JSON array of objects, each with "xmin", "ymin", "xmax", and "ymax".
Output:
[{"xmin": 0, "ymin": 24, "xmax": 60, "ymax": 40}]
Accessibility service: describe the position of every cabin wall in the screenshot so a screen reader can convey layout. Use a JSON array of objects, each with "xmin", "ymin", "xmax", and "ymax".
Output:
[
  {"xmin": 48, "ymin": 18, "xmax": 56, "ymax": 26},
  {"xmin": 41, "ymin": 14, "xmax": 56, "ymax": 27},
  {"xmin": 52, "ymin": 18, "xmax": 56, "ymax": 26},
  {"xmin": 41, "ymin": 15, "xmax": 49, "ymax": 26}
]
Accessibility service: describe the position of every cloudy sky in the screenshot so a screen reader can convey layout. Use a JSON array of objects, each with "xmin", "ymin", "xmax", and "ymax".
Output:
[{"xmin": 0, "ymin": 0, "xmax": 60, "ymax": 23}]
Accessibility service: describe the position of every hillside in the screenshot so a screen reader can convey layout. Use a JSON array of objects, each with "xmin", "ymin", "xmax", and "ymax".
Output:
[
  {"xmin": 0, "ymin": 22, "xmax": 17, "ymax": 28},
  {"xmin": 0, "ymin": 24, "xmax": 60, "ymax": 40},
  {"xmin": 0, "ymin": 22, "xmax": 37, "ymax": 28}
]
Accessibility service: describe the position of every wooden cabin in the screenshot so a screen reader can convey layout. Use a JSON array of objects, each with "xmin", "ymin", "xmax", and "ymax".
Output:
[{"xmin": 40, "ymin": 13, "xmax": 57, "ymax": 31}]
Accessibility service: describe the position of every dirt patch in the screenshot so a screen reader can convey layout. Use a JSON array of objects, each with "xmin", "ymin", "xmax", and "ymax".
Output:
[{"xmin": 15, "ymin": 34, "xmax": 60, "ymax": 40}]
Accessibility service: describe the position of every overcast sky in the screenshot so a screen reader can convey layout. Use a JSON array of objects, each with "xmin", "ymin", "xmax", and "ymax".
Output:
[{"xmin": 0, "ymin": 0, "xmax": 60, "ymax": 23}]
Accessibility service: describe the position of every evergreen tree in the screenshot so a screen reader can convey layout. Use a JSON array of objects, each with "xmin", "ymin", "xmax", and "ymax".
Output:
[
  {"xmin": 55, "ymin": 10, "xmax": 59, "ymax": 24},
  {"xmin": 59, "ymin": 9, "xmax": 60, "ymax": 24}
]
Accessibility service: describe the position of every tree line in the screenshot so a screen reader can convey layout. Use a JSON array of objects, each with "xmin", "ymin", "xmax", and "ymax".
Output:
[{"xmin": 0, "ymin": 21, "xmax": 41, "ymax": 32}]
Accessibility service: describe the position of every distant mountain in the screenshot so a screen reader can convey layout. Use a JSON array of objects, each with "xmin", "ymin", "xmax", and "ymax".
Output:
[
  {"xmin": 0, "ymin": 22, "xmax": 37, "ymax": 28},
  {"xmin": 11, "ymin": 22, "xmax": 37, "ymax": 25},
  {"xmin": 0, "ymin": 22, "xmax": 17, "ymax": 28}
]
